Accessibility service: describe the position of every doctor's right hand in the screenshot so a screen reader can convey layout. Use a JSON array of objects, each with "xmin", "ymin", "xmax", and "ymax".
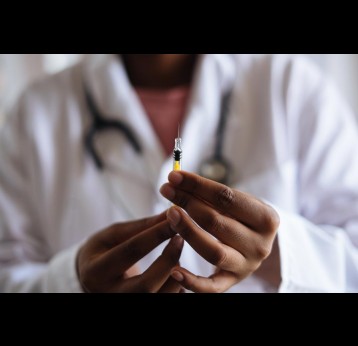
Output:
[{"xmin": 76, "ymin": 211, "xmax": 184, "ymax": 293}]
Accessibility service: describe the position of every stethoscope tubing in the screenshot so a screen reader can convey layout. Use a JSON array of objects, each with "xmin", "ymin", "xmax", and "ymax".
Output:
[{"xmin": 83, "ymin": 82, "xmax": 232, "ymax": 184}]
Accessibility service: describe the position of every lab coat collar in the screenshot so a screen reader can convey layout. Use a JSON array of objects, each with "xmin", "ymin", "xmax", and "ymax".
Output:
[
  {"xmin": 82, "ymin": 54, "xmax": 237, "ymax": 218},
  {"xmin": 83, "ymin": 54, "xmax": 165, "ymax": 174}
]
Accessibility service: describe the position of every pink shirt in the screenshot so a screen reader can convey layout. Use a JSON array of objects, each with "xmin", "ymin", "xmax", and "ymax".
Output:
[{"xmin": 135, "ymin": 86, "xmax": 191, "ymax": 157}]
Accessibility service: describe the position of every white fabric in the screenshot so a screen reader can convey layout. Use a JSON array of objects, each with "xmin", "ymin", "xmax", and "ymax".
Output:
[{"xmin": 0, "ymin": 54, "xmax": 357, "ymax": 293}]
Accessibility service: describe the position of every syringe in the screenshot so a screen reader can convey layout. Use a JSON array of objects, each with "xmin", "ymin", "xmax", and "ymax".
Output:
[{"xmin": 173, "ymin": 125, "xmax": 182, "ymax": 171}]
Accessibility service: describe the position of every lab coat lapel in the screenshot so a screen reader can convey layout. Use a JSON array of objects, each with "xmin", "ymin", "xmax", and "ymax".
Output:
[
  {"xmin": 183, "ymin": 55, "xmax": 237, "ymax": 172},
  {"xmin": 83, "ymin": 54, "xmax": 165, "ymax": 219}
]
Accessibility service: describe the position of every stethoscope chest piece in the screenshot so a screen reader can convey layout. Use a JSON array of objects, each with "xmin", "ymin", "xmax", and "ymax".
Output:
[{"xmin": 199, "ymin": 157, "xmax": 231, "ymax": 185}]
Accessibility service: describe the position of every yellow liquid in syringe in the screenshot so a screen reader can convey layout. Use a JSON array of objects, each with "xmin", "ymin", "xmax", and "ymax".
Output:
[{"xmin": 173, "ymin": 160, "xmax": 181, "ymax": 171}]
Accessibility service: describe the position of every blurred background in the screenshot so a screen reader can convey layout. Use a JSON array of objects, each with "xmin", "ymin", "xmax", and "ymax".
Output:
[{"xmin": 0, "ymin": 54, "xmax": 357, "ymax": 127}]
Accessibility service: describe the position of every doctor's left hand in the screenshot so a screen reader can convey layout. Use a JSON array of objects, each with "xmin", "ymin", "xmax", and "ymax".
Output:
[
  {"xmin": 160, "ymin": 171, "xmax": 280, "ymax": 293},
  {"xmin": 76, "ymin": 212, "xmax": 184, "ymax": 293}
]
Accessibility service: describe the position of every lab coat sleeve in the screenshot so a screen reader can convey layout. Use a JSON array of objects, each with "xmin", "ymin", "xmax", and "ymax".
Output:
[
  {"xmin": 276, "ymin": 60, "xmax": 358, "ymax": 292},
  {"xmin": 0, "ymin": 95, "xmax": 83, "ymax": 292}
]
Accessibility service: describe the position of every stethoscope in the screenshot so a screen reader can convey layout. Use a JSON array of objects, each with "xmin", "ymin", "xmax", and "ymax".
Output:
[{"xmin": 84, "ymin": 83, "xmax": 232, "ymax": 185}]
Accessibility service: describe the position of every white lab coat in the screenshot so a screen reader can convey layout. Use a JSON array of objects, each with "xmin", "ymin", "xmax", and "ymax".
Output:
[{"xmin": 1, "ymin": 54, "xmax": 358, "ymax": 293}]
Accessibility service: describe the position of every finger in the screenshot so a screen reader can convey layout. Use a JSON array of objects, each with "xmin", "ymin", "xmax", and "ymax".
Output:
[
  {"xmin": 139, "ymin": 236, "xmax": 184, "ymax": 293},
  {"xmin": 165, "ymin": 190, "xmax": 265, "ymax": 259},
  {"xmin": 95, "ymin": 220, "xmax": 176, "ymax": 278},
  {"xmin": 167, "ymin": 206, "xmax": 246, "ymax": 272},
  {"xmin": 164, "ymin": 171, "xmax": 279, "ymax": 233},
  {"xmin": 158, "ymin": 277, "xmax": 183, "ymax": 293},
  {"xmin": 117, "ymin": 236, "xmax": 184, "ymax": 293},
  {"xmin": 99, "ymin": 211, "xmax": 168, "ymax": 248},
  {"xmin": 171, "ymin": 267, "xmax": 239, "ymax": 293}
]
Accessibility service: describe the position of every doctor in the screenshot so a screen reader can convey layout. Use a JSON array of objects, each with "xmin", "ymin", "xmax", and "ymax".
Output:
[{"xmin": 0, "ymin": 54, "xmax": 357, "ymax": 293}]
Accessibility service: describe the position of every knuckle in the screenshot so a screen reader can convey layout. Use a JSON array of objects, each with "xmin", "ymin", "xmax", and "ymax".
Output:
[
  {"xmin": 217, "ymin": 187, "xmax": 235, "ymax": 208},
  {"xmin": 183, "ymin": 279, "xmax": 195, "ymax": 292},
  {"xmin": 245, "ymin": 261, "xmax": 261, "ymax": 276},
  {"xmin": 207, "ymin": 278, "xmax": 223, "ymax": 293},
  {"xmin": 207, "ymin": 212, "xmax": 223, "ymax": 234},
  {"xmin": 209, "ymin": 247, "xmax": 227, "ymax": 267},
  {"xmin": 174, "ymin": 192, "xmax": 190, "ymax": 209},
  {"xmin": 212, "ymin": 284, "xmax": 223, "ymax": 294},
  {"xmin": 254, "ymin": 242, "xmax": 272, "ymax": 260},
  {"xmin": 182, "ymin": 275, "xmax": 201, "ymax": 293},
  {"xmin": 139, "ymin": 280, "xmax": 155, "ymax": 293},
  {"xmin": 262, "ymin": 207, "xmax": 280, "ymax": 234}
]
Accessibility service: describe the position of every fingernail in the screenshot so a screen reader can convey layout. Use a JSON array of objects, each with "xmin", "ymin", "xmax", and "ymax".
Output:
[
  {"xmin": 171, "ymin": 270, "xmax": 184, "ymax": 282},
  {"xmin": 160, "ymin": 184, "xmax": 175, "ymax": 200},
  {"xmin": 168, "ymin": 171, "xmax": 183, "ymax": 186},
  {"xmin": 167, "ymin": 208, "xmax": 181, "ymax": 227},
  {"xmin": 172, "ymin": 235, "xmax": 184, "ymax": 249}
]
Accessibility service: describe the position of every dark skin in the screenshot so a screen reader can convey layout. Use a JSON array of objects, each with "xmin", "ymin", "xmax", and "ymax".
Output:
[
  {"xmin": 160, "ymin": 171, "xmax": 279, "ymax": 292},
  {"xmin": 77, "ymin": 54, "xmax": 280, "ymax": 293},
  {"xmin": 78, "ymin": 212, "xmax": 184, "ymax": 293},
  {"xmin": 121, "ymin": 54, "xmax": 198, "ymax": 89}
]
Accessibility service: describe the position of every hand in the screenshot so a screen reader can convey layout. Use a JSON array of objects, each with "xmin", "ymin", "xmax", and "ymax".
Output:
[
  {"xmin": 160, "ymin": 171, "xmax": 280, "ymax": 293},
  {"xmin": 77, "ymin": 212, "xmax": 184, "ymax": 293}
]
